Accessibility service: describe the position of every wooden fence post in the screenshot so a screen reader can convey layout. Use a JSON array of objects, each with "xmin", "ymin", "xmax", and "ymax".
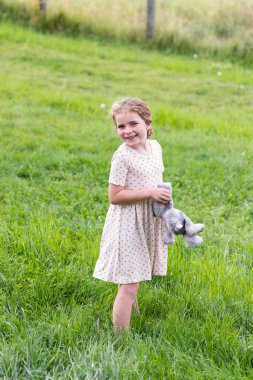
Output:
[
  {"xmin": 146, "ymin": 0, "xmax": 155, "ymax": 40},
  {"xmin": 39, "ymin": 0, "xmax": 46, "ymax": 13}
]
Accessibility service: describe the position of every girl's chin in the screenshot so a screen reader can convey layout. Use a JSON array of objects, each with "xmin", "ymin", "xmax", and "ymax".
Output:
[{"xmin": 124, "ymin": 137, "xmax": 138, "ymax": 145}]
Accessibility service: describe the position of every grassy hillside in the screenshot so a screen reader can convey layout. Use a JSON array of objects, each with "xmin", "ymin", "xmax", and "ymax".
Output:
[
  {"xmin": 1, "ymin": 0, "xmax": 253, "ymax": 63},
  {"xmin": 0, "ymin": 21, "xmax": 252, "ymax": 379}
]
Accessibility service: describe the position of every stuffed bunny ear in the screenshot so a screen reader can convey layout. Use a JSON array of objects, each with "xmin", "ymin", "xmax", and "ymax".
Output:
[
  {"xmin": 158, "ymin": 182, "xmax": 172, "ymax": 194},
  {"xmin": 165, "ymin": 182, "xmax": 172, "ymax": 193}
]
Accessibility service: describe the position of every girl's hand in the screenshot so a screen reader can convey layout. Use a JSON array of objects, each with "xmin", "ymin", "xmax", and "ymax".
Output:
[{"xmin": 150, "ymin": 188, "xmax": 171, "ymax": 203}]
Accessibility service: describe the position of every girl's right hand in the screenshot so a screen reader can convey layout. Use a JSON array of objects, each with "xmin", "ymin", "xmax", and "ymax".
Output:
[{"xmin": 150, "ymin": 188, "xmax": 171, "ymax": 203}]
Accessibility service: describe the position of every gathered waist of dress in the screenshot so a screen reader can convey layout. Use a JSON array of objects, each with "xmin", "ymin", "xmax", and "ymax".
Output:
[{"xmin": 109, "ymin": 198, "xmax": 154, "ymax": 210}]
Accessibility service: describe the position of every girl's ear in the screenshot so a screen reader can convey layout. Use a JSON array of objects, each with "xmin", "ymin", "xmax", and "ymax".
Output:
[{"xmin": 146, "ymin": 123, "xmax": 153, "ymax": 138}]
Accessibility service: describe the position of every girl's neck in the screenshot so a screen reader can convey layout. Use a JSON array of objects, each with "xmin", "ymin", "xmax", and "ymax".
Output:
[{"xmin": 127, "ymin": 140, "xmax": 152, "ymax": 156}]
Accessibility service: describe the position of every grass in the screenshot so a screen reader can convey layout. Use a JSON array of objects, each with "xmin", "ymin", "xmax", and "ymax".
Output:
[
  {"xmin": 0, "ymin": 20, "xmax": 253, "ymax": 379},
  {"xmin": 1, "ymin": 0, "xmax": 253, "ymax": 64}
]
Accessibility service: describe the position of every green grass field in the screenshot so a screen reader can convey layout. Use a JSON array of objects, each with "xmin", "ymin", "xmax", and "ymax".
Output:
[{"xmin": 0, "ymin": 21, "xmax": 253, "ymax": 379}]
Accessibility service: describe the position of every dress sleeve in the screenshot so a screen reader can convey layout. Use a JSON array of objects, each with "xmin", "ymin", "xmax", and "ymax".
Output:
[
  {"xmin": 153, "ymin": 140, "xmax": 165, "ymax": 172},
  {"xmin": 160, "ymin": 144, "xmax": 165, "ymax": 172},
  {"xmin": 109, "ymin": 151, "xmax": 129, "ymax": 186}
]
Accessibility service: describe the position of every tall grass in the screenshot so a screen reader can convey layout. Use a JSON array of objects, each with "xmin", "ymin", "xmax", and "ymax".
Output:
[
  {"xmin": 0, "ymin": 21, "xmax": 252, "ymax": 378},
  {"xmin": 1, "ymin": 0, "xmax": 253, "ymax": 63}
]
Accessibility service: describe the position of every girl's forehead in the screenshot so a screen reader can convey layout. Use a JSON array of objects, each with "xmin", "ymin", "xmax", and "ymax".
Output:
[{"xmin": 115, "ymin": 110, "xmax": 141, "ymax": 123}]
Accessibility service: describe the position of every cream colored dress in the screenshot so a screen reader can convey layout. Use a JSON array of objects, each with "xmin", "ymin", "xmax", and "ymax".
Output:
[{"xmin": 93, "ymin": 140, "xmax": 167, "ymax": 284}]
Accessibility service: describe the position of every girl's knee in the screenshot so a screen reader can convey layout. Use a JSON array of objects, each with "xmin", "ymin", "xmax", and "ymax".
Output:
[{"xmin": 120, "ymin": 282, "xmax": 139, "ymax": 299}]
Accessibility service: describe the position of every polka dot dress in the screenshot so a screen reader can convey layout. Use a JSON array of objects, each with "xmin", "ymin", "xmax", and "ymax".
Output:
[{"xmin": 93, "ymin": 140, "xmax": 168, "ymax": 284}]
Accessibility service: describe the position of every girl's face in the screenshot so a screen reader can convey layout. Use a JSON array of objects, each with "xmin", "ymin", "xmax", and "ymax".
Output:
[{"xmin": 114, "ymin": 111, "xmax": 150, "ymax": 148}]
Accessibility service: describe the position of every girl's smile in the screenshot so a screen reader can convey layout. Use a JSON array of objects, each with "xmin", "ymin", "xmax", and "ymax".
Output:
[{"xmin": 115, "ymin": 111, "xmax": 151, "ymax": 153}]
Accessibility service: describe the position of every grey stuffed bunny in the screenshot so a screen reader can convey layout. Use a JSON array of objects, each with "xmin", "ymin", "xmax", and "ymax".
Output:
[{"xmin": 153, "ymin": 182, "xmax": 204, "ymax": 248}]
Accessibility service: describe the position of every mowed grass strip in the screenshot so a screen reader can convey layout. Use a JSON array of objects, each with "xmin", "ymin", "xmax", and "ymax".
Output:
[{"xmin": 0, "ymin": 22, "xmax": 252, "ymax": 379}]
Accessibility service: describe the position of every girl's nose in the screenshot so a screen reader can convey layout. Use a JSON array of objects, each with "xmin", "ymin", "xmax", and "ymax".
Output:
[{"xmin": 125, "ymin": 125, "xmax": 132, "ymax": 133}]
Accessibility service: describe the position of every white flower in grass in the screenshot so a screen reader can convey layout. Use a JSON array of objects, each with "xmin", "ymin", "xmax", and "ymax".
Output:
[
  {"xmin": 193, "ymin": 54, "xmax": 198, "ymax": 59},
  {"xmin": 217, "ymin": 71, "xmax": 222, "ymax": 76},
  {"xmin": 100, "ymin": 103, "xmax": 106, "ymax": 109}
]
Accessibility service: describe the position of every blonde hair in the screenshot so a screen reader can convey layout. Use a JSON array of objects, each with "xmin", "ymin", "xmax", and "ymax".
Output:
[{"xmin": 109, "ymin": 97, "xmax": 153, "ymax": 138}]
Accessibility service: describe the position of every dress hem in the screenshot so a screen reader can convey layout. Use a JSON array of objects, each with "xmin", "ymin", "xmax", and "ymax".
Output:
[{"xmin": 93, "ymin": 273, "xmax": 167, "ymax": 285}]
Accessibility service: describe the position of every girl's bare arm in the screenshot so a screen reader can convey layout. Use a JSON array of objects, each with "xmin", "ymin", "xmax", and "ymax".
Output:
[{"xmin": 109, "ymin": 184, "xmax": 171, "ymax": 205}]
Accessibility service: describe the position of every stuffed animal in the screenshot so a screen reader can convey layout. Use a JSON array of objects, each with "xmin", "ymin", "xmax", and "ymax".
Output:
[{"xmin": 153, "ymin": 182, "xmax": 204, "ymax": 248}]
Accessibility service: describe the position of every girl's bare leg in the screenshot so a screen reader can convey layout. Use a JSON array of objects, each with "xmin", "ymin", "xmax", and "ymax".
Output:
[
  {"xmin": 117, "ymin": 284, "xmax": 139, "ymax": 313},
  {"xmin": 113, "ymin": 283, "xmax": 139, "ymax": 333}
]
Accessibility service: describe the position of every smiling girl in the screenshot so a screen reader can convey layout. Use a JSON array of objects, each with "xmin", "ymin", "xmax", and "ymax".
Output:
[{"xmin": 93, "ymin": 97, "xmax": 171, "ymax": 333}]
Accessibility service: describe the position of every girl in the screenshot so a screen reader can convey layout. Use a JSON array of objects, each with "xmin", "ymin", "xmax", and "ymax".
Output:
[{"xmin": 93, "ymin": 97, "xmax": 171, "ymax": 333}]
